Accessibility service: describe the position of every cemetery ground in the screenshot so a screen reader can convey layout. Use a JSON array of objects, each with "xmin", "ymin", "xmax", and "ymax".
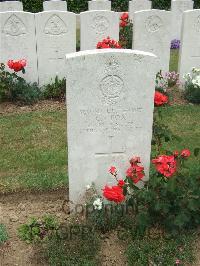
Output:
[{"xmin": 0, "ymin": 98, "xmax": 200, "ymax": 265}]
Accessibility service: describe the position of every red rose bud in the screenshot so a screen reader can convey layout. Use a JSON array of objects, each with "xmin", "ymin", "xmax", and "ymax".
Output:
[
  {"xmin": 109, "ymin": 166, "xmax": 117, "ymax": 175},
  {"xmin": 118, "ymin": 180, "xmax": 125, "ymax": 187},
  {"xmin": 181, "ymin": 149, "xmax": 191, "ymax": 158},
  {"xmin": 173, "ymin": 151, "xmax": 179, "ymax": 157}
]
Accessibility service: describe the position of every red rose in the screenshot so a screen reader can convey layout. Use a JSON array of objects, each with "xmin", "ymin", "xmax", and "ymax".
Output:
[
  {"xmin": 181, "ymin": 149, "xmax": 191, "ymax": 158},
  {"xmin": 154, "ymin": 91, "xmax": 168, "ymax": 106},
  {"xmin": 96, "ymin": 37, "xmax": 121, "ymax": 49},
  {"xmin": 130, "ymin": 156, "xmax": 141, "ymax": 166},
  {"xmin": 118, "ymin": 180, "xmax": 125, "ymax": 187},
  {"xmin": 102, "ymin": 185, "xmax": 125, "ymax": 203},
  {"xmin": 7, "ymin": 59, "xmax": 27, "ymax": 72},
  {"xmin": 126, "ymin": 165, "xmax": 145, "ymax": 184},
  {"xmin": 120, "ymin": 21, "xmax": 128, "ymax": 27},
  {"xmin": 121, "ymin": 13, "xmax": 129, "ymax": 21},
  {"xmin": 152, "ymin": 155, "xmax": 177, "ymax": 178}
]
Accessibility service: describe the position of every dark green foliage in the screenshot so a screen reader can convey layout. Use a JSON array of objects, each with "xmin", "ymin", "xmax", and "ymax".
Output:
[
  {"xmin": 126, "ymin": 231, "xmax": 196, "ymax": 266},
  {"xmin": 0, "ymin": 63, "xmax": 40, "ymax": 105},
  {"xmin": 46, "ymin": 223, "xmax": 100, "ymax": 266},
  {"xmin": 119, "ymin": 20, "xmax": 133, "ymax": 49},
  {"xmin": 18, "ymin": 216, "xmax": 59, "ymax": 243},
  {"xmin": 42, "ymin": 76, "xmax": 66, "ymax": 101},
  {"xmin": 20, "ymin": 0, "xmax": 200, "ymax": 13},
  {"xmin": 0, "ymin": 224, "xmax": 9, "ymax": 245},
  {"xmin": 184, "ymin": 84, "xmax": 200, "ymax": 104}
]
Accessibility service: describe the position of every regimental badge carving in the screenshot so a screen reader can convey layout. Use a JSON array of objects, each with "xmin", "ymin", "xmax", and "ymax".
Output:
[
  {"xmin": 3, "ymin": 15, "xmax": 26, "ymax": 36},
  {"xmin": 145, "ymin": 15, "xmax": 163, "ymax": 32},
  {"xmin": 100, "ymin": 75, "xmax": 124, "ymax": 105},
  {"xmin": 104, "ymin": 56, "xmax": 120, "ymax": 75},
  {"xmin": 44, "ymin": 15, "xmax": 67, "ymax": 35},
  {"xmin": 92, "ymin": 15, "xmax": 109, "ymax": 34},
  {"xmin": 194, "ymin": 15, "xmax": 200, "ymax": 32}
]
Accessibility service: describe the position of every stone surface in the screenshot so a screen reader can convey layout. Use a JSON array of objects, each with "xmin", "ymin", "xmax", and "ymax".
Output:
[
  {"xmin": 0, "ymin": 11, "xmax": 38, "ymax": 83},
  {"xmin": 171, "ymin": 0, "xmax": 193, "ymax": 40},
  {"xmin": 35, "ymin": 11, "xmax": 76, "ymax": 86},
  {"xmin": 133, "ymin": 10, "xmax": 171, "ymax": 72},
  {"xmin": 66, "ymin": 49, "xmax": 157, "ymax": 205},
  {"xmin": 0, "ymin": 1, "xmax": 23, "ymax": 11},
  {"xmin": 89, "ymin": 0, "xmax": 111, "ymax": 11},
  {"xmin": 179, "ymin": 10, "xmax": 200, "ymax": 82},
  {"xmin": 129, "ymin": 0, "xmax": 152, "ymax": 21},
  {"xmin": 43, "ymin": 0, "xmax": 67, "ymax": 11},
  {"xmin": 80, "ymin": 10, "xmax": 119, "ymax": 50}
]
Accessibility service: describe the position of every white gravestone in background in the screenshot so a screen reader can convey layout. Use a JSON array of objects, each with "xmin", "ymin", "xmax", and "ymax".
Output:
[
  {"xmin": 133, "ymin": 10, "xmax": 171, "ymax": 72},
  {"xmin": 66, "ymin": 49, "xmax": 157, "ymax": 206},
  {"xmin": 89, "ymin": 0, "xmax": 111, "ymax": 11},
  {"xmin": 171, "ymin": 0, "xmax": 193, "ymax": 41},
  {"xmin": 43, "ymin": 0, "xmax": 67, "ymax": 11},
  {"xmin": 0, "ymin": 11, "xmax": 38, "ymax": 83},
  {"xmin": 129, "ymin": 0, "xmax": 152, "ymax": 21},
  {"xmin": 0, "ymin": 1, "xmax": 23, "ymax": 11},
  {"xmin": 35, "ymin": 11, "xmax": 76, "ymax": 86},
  {"xmin": 179, "ymin": 10, "xmax": 200, "ymax": 82},
  {"xmin": 80, "ymin": 10, "xmax": 119, "ymax": 51}
]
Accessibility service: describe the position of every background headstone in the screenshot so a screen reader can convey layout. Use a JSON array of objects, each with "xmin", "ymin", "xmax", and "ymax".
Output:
[
  {"xmin": 43, "ymin": 0, "xmax": 67, "ymax": 11},
  {"xmin": 66, "ymin": 49, "xmax": 157, "ymax": 205},
  {"xmin": 35, "ymin": 11, "xmax": 76, "ymax": 86},
  {"xmin": 0, "ymin": 1, "xmax": 23, "ymax": 11},
  {"xmin": 80, "ymin": 10, "xmax": 119, "ymax": 50},
  {"xmin": 171, "ymin": 0, "xmax": 194, "ymax": 40},
  {"xmin": 133, "ymin": 10, "xmax": 171, "ymax": 72},
  {"xmin": 0, "ymin": 11, "xmax": 38, "ymax": 83},
  {"xmin": 89, "ymin": 0, "xmax": 111, "ymax": 11},
  {"xmin": 179, "ymin": 10, "xmax": 200, "ymax": 82},
  {"xmin": 129, "ymin": 0, "xmax": 152, "ymax": 21}
]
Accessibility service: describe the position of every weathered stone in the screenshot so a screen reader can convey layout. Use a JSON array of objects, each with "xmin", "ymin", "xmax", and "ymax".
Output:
[
  {"xmin": 43, "ymin": 0, "xmax": 67, "ymax": 11},
  {"xmin": 89, "ymin": 0, "xmax": 111, "ymax": 11},
  {"xmin": 66, "ymin": 49, "xmax": 157, "ymax": 205}
]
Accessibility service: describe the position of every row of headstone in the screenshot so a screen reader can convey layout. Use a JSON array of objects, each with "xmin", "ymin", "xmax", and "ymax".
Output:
[{"xmin": 0, "ymin": 9, "xmax": 170, "ymax": 85}]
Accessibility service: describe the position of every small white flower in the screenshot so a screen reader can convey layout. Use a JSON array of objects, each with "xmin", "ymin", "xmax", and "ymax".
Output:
[
  {"xmin": 93, "ymin": 198, "xmax": 103, "ymax": 210},
  {"xmin": 86, "ymin": 185, "xmax": 91, "ymax": 190}
]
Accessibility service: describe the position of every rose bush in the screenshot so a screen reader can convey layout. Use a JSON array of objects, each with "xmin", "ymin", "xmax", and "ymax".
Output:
[{"xmin": 96, "ymin": 37, "xmax": 122, "ymax": 49}]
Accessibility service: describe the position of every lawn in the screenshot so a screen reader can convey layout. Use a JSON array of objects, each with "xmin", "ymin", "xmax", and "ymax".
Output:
[{"xmin": 0, "ymin": 104, "xmax": 199, "ymax": 193}]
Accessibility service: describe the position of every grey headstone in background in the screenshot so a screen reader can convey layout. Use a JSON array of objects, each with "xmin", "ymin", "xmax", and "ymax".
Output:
[
  {"xmin": 35, "ymin": 11, "xmax": 76, "ymax": 86},
  {"xmin": 0, "ymin": 11, "xmax": 38, "ymax": 83},
  {"xmin": 80, "ymin": 10, "xmax": 119, "ymax": 50},
  {"xmin": 179, "ymin": 10, "xmax": 200, "ymax": 82},
  {"xmin": 133, "ymin": 9, "xmax": 171, "ymax": 72}
]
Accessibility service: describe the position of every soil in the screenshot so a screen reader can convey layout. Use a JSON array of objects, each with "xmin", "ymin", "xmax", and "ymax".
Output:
[{"xmin": 0, "ymin": 189, "xmax": 128, "ymax": 266}]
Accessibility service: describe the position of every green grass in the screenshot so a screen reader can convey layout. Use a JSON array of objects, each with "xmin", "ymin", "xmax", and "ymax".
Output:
[
  {"xmin": 0, "ymin": 111, "xmax": 67, "ymax": 192},
  {"xmin": 169, "ymin": 49, "xmax": 179, "ymax": 72},
  {"xmin": 0, "ymin": 105, "xmax": 199, "ymax": 193},
  {"xmin": 126, "ymin": 230, "xmax": 196, "ymax": 266},
  {"xmin": 0, "ymin": 224, "xmax": 9, "ymax": 244}
]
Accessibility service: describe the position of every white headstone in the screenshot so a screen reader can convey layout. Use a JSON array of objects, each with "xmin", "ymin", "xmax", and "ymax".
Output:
[
  {"xmin": 89, "ymin": 0, "xmax": 111, "ymax": 11},
  {"xmin": 35, "ymin": 11, "xmax": 76, "ymax": 86},
  {"xmin": 66, "ymin": 49, "xmax": 157, "ymax": 206},
  {"xmin": 129, "ymin": 0, "xmax": 152, "ymax": 20},
  {"xmin": 133, "ymin": 10, "xmax": 171, "ymax": 72},
  {"xmin": 171, "ymin": 0, "xmax": 193, "ymax": 40},
  {"xmin": 43, "ymin": 0, "xmax": 67, "ymax": 11},
  {"xmin": 179, "ymin": 10, "xmax": 200, "ymax": 82},
  {"xmin": 0, "ymin": 1, "xmax": 23, "ymax": 11},
  {"xmin": 0, "ymin": 11, "xmax": 38, "ymax": 83},
  {"xmin": 80, "ymin": 10, "xmax": 119, "ymax": 51}
]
